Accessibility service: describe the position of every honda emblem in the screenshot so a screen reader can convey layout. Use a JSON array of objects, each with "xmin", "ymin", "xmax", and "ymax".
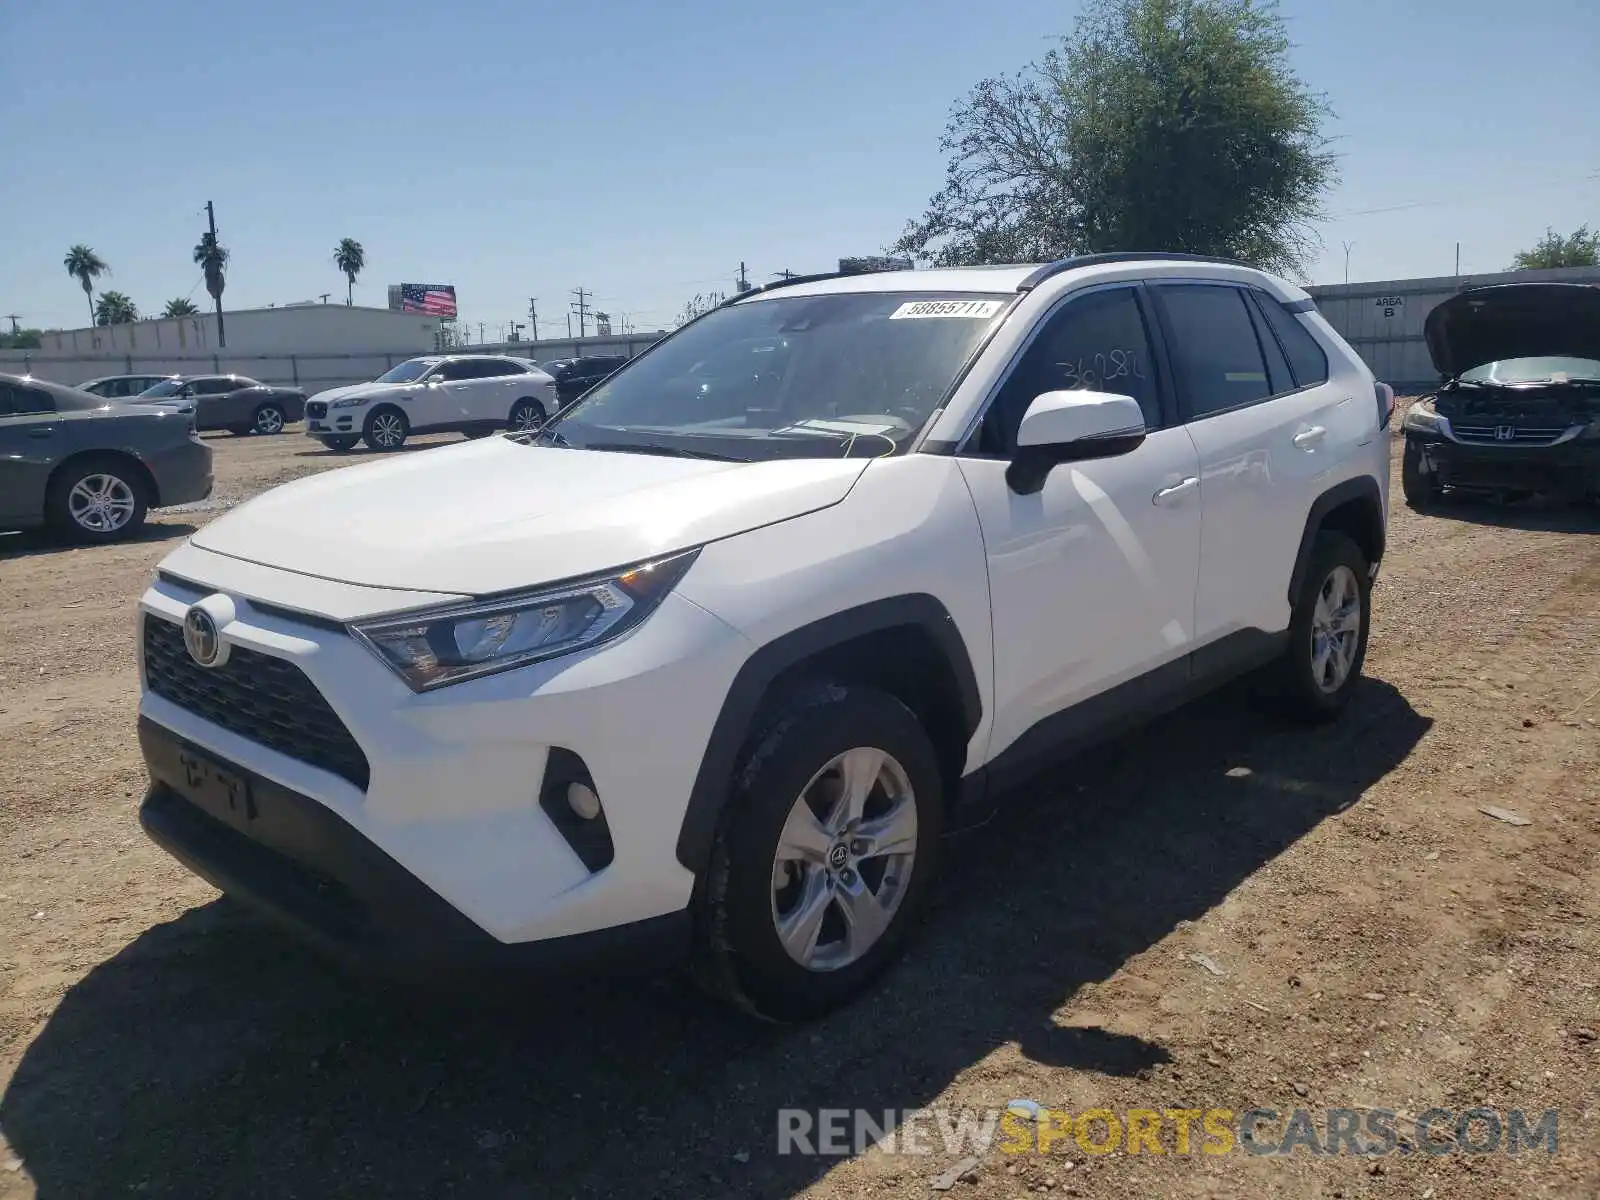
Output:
[{"xmin": 1494, "ymin": 425, "xmax": 1515, "ymax": 442}]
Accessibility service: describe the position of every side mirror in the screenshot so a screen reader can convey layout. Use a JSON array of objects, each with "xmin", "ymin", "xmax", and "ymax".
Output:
[{"xmin": 1006, "ymin": 390, "xmax": 1147, "ymax": 495}]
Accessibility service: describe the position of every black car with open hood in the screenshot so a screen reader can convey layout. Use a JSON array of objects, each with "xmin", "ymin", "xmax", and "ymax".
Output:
[{"xmin": 1400, "ymin": 283, "xmax": 1600, "ymax": 508}]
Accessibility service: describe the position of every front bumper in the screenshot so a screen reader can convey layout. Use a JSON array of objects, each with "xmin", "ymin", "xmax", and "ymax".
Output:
[
  {"xmin": 136, "ymin": 546, "xmax": 753, "ymax": 953},
  {"xmin": 139, "ymin": 720, "xmax": 690, "ymax": 978},
  {"xmin": 305, "ymin": 401, "xmax": 362, "ymax": 438},
  {"xmin": 1407, "ymin": 430, "xmax": 1600, "ymax": 496},
  {"xmin": 147, "ymin": 438, "xmax": 214, "ymax": 508}
]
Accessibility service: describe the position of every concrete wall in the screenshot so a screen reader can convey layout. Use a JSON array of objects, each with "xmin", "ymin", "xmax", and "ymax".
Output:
[
  {"xmin": 36, "ymin": 304, "xmax": 444, "ymax": 358},
  {"xmin": 3, "ymin": 350, "xmax": 427, "ymax": 396},
  {"xmin": 1307, "ymin": 265, "xmax": 1600, "ymax": 391},
  {"xmin": 464, "ymin": 331, "xmax": 668, "ymax": 362}
]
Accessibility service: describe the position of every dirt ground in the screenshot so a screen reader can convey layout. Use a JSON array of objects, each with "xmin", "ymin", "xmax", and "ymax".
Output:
[{"xmin": 1, "ymin": 422, "xmax": 1596, "ymax": 1200}]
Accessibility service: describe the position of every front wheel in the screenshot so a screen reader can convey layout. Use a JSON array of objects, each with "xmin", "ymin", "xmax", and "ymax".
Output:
[
  {"xmin": 319, "ymin": 435, "xmax": 360, "ymax": 452},
  {"xmin": 695, "ymin": 686, "xmax": 944, "ymax": 1021},
  {"xmin": 252, "ymin": 403, "xmax": 287, "ymax": 435},
  {"xmin": 363, "ymin": 408, "xmax": 409, "ymax": 451},
  {"xmin": 509, "ymin": 398, "xmax": 546, "ymax": 433},
  {"xmin": 1276, "ymin": 532, "xmax": 1371, "ymax": 720}
]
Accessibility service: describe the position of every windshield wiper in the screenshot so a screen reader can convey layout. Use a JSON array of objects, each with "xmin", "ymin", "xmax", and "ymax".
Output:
[{"xmin": 583, "ymin": 441, "xmax": 747, "ymax": 463}]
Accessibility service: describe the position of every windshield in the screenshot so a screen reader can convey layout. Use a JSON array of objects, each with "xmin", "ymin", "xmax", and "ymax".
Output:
[
  {"xmin": 374, "ymin": 359, "xmax": 437, "ymax": 384},
  {"xmin": 138, "ymin": 379, "xmax": 185, "ymax": 397},
  {"xmin": 1460, "ymin": 356, "xmax": 1600, "ymax": 385},
  {"xmin": 538, "ymin": 291, "xmax": 1009, "ymax": 461}
]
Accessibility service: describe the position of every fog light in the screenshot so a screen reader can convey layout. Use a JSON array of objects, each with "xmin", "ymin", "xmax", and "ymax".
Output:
[{"xmin": 567, "ymin": 781, "xmax": 601, "ymax": 820}]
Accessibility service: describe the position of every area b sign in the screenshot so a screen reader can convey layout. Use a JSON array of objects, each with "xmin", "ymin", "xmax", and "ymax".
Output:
[{"xmin": 1375, "ymin": 295, "xmax": 1404, "ymax": 319}]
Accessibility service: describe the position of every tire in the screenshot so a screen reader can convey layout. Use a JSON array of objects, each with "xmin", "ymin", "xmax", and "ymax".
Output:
[
  {"xmin": 1276, "ymin": 532, "xmax": 1371, "ymax": 720},
  {"xmin": 1401, "ymin": 437, "xmax": 1441, "ymax": 510},
  {"xmin": 251, "ymin": 403, "xmax": 287, "ymax": 435},
  {"xmin": 694, "ymin": 685, "xmax": 944, "ymax": 1021},
  {"xmin": 363, "ymin": 407, "xmax": 409, "ymax": 451},
  {"xmin": 319, "ymin": 435, "xmax": 360, "ymax": 452},
  {"xmin": 45, "ymin": 456, "xmax": 149, "ymax": 543},
  {"xmin": 508, "ymin": 398, "xmax": 546, "ymax": 433}
]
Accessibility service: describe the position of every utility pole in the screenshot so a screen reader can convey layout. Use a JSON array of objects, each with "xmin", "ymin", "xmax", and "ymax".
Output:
[
  {"xmin": 1341, "ymin": 241, "xmax": 1354, "ymax": 285},
  {"xmin": 569, "ymin": 287, "xmax": 592, "ymax": 338},
  {"xmin": 2, "ymin": 314, "xmax": 19, "ymax": 335},
  {"xmin": 527, "ymin": 298, "xmax": 540, "ymax": 341},
  {"xmin": 319, "ymin": 293, "xmax": 330, "ymax": 304},
  {"xmin": 774, "ymin": 268, "xmax": 797, "ymax": 281},
  {"xmin": 206, "ymin": 200, "xmax": 226, "ymax": 348},
  {"xmin": 736, "ymin": 262, "xmax": 750, "ymax": 293},
  {"xmin": 478, "ymin": 322, "xmax": 486, "ymax": 344},
  {"xmin": 1454, "ymin": 242, "xmax": 1461, "ymax": 278}
]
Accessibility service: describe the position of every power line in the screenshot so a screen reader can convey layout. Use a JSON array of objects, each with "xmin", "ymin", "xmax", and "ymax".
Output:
[
  {"xmin": 1328, "ymin": 171, "xmax": 1600, "ymax": 220},
  {"xmin": 569, "ymin": 287, "xmax": 592, "ymax": 338}
]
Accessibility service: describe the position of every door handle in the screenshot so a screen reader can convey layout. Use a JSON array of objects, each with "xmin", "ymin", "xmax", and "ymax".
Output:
[
  {"xmin": 27, "ymin": 427, "xmax": 54, "ymax": 439},
  {"xmin": 1292, "ymin": 425, "xmax": 1327, "ymax": 449},
  {"xmin": 1152, "ymin": 476, "xmax": 1199, "ymax": 506}
]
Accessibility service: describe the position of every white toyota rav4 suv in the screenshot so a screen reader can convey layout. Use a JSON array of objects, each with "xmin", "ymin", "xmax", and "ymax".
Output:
[
  {"xmin": 136, "ymin": 254, "xmax": 1391, "ymax": 1020},
  {"xmin": 304, "ymin": 354, "xmax": 557, "ymax": 452}
]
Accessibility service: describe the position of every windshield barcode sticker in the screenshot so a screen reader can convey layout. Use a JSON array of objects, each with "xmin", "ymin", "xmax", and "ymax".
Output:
[{"xmin": 889, "ymin": 299, "xmax": 1004, "ymax": 320}]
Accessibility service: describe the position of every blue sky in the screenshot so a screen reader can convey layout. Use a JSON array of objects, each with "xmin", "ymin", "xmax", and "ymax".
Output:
[{"xmin": 1, "ymin": 0, "xmax": 1595, "ymax": 336}]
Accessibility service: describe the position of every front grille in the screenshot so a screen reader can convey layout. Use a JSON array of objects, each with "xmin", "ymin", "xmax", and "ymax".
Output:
[
  {"xmin": 1451, "ymin": 425, "xmax": 1569, "ymax": 446},
  {"xmin": 142, "ymin": 616, "xmax": 371, "ymax": 790},
  {"xmin": 306, "ymin": 401, "xmax": 328, "ymax": 419}
]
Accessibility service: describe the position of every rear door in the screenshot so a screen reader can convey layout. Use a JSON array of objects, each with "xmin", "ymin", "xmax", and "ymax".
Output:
[
  {"xmin": 0, "ymin": 382, "xmax": 62, "ymax": 525},
  {"xmin": 189, "ymin": 378, "xmax": 238, "ymax": 429},
  {"xmin": 1150, "ymin": 282, "xmax": 1339, "ymax": 642}
]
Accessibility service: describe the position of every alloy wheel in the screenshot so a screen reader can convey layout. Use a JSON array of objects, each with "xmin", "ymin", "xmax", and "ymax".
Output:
[
  {"xmin": 371, "ymin": 413, "xmax": 405, "ymax": 447},
  {"xmin": 1310, "ymin": 564, "xmax": 1361, "ymax": 693},
  {"xmin": 254, "ymin": 405, "xmax": 285, "ymax": 434},
  {"xmin": 769, "ymin": 746, "xmax": 919, "ymax": 972},
  {"xmin": 68, "ymin": 474, "xmax": 136, "ymax": 533},
  {"xmin": 513, "ymin": 402, "xmax": 545, "ymax": 431}
]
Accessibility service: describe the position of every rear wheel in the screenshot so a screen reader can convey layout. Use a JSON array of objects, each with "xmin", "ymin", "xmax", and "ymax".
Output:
[
  {"xmin": 1276, "ymin": 532, "xmax": 1371, "ymax": 720},
  {"xmin": 509, "ymin": 398, "xmax": 546, "ymax": 433},
  {"xmin": 1401, "ymin": 437, "xmax": 1441, "ymax": 510},
  {"xmin": 363, "ymin": 408, "xmax": 409, "ymax": 451},
  {"xmin": 695, "ymin": 686, "xmax": 943, "ymax": 1021},
  {"xmin": 319, "ymin": 435, "xmax": 360, "ymax": 452},
  {"xmin": 46, "ymin": 457, "xmax": 149, "ymax": 543},
  {"xmin": 252, "ymin": 403, "xmax": 287, "ymax": 435}
]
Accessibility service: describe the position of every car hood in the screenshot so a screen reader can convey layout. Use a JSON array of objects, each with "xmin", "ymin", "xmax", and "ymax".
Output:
[
  {"xmin": 189, "ymin": 437, "xmax": 870, "ymax": 595},
  {"xmin": 310, "ymin": 382, "xmax": 415, "ymax": 404},
  {"xmin": 1424, "ymin": 283, "xmax": 1600, "ymax": 379}
]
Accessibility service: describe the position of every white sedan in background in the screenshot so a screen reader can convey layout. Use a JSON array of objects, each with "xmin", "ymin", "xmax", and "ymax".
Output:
[{"xmin": 305, "ymin": 354, "xmax": 558, "ymax": 452}]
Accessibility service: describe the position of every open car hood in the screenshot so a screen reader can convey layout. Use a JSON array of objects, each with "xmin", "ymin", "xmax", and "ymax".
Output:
[{"xmin": 1424, "ymin": 283, "xmax": 1600, "ymax": 380}]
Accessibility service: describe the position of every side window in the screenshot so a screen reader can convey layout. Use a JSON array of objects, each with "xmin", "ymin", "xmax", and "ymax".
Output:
[
  {"xmin": 434, "ymin": 360, "xmax": 475, "ymax": 381},
  {"xmin": 1258, "ymin": 298, "xmax": 1330, "ymax": 387},
  {"xmin": 487, "ymin": 360, "xmax": 526, "ymax": 377},
  {"xmin": 195, "ymin": 379, "xmax": 235, "ymax": 395},
  {"xmin": 0, "ymin": 384, "xmax": 56, "ymax": 415},
  {"xmin": 1155, "ymin": 285, "xmax": 1271, "ymax": 418},
  {"xmin": 1243, "ymin": 292, "xmax": 1293, "ymax": 395},
  {"xmin": 974, "ymin": 287, "xmax": 1162, "ymax": 455}
]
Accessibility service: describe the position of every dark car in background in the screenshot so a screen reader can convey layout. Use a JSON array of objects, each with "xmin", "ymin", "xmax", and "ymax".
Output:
[
  {"xmin": 0, "ymin": 373, "xmax": 213, "ymax": 543},
  {"xmin": 1401, "ymin": 283, "xmax": 1600, "ymax": 508},
  {"xmin": 134, "ymin": 374, "xmax": 307, "ymax": 435},
  {"xmin": 79, "ymin": 374, "xmax": 178, "ymax": 400},
  {"xmin": 548, "ymin": 355, "xmax": 629, "ymax": 407}
]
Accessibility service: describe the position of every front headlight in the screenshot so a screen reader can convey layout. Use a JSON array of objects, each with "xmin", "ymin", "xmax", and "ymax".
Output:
[
  {"xmin": 1402, "ymin": 402, "xmax": 1444, "ymax": 434},
  {"xmin": 328, "ymin": 395, "xmax": 374, "ymax": 409},
  {"xmin": 349, "ymin": 549, "xmax": 700, "ymax": 691}
]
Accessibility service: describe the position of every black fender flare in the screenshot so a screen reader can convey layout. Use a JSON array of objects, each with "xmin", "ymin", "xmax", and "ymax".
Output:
[
  {"xmin": 1287, "ymin": 475, "xmax": 1386, "ymax": 604},
  {"xmin": 674, "ymin": 594, "xmax": 982, "ymax": 874}
]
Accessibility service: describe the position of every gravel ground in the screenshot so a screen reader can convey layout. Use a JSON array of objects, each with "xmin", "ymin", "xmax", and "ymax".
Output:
[{"xmin": 0, "ymin": 421, "xmax": 1596, "ymax": 1200}]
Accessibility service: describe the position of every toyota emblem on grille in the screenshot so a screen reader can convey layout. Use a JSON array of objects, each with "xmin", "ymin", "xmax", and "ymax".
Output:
[
  {"xmin": 183, "ymin": 606, "xmax": 222, "ymax": 667},
  {"xmin": 1494, "ymin": 425, "xmax": 1516, "ymax": 441}
]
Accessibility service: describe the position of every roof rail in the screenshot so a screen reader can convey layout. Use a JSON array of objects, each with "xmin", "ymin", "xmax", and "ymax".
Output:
[{"xmin": 1017, "ymin": 252, "xmax": 1251, "ymax": 291}]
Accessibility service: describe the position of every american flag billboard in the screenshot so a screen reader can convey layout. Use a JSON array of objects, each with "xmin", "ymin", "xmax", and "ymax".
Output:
[{"xmin": 390, "ymin": 283, "xmax": 458, "ymax": 318}]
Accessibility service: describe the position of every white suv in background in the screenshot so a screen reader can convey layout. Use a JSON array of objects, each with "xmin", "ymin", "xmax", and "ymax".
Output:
[
  {"xmin": 135, "ymin": 254, "xmax": 1390, "ymax": 1020},
  {"xmin": 304, "ymin": 354, "xmax": 557, "ymax": 452}
]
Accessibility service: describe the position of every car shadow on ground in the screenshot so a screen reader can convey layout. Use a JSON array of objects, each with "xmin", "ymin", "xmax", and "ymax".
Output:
[
  {"xmin": 0, "ymin": 521, "xmax": 198, "ymax": 560},
  {"xmin": 1417, "ymin": 496, "xmax": 1600, "ymax": 533},
  {"xmin": 0, "ymin": 677, "xmax": 1428, "ymax": 1199}
]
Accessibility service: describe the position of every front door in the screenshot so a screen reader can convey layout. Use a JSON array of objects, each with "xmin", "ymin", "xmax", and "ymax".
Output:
[
  {"xmin": 0, "ymin": 382, "xmax": 63, "ymax": 525},
  {"xmin": 955, "ymin": 284, "xmax": 1203, "ymax": 761}
]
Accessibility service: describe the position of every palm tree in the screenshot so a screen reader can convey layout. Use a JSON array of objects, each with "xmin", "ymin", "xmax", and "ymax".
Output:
[
  {"xmin": 162, "ymin": 297, "xmax": 200, "ymax": 318},
  {"xmin": 193, "ymin": 232, "xmax": 229, "ymax": 347},
  {"xmin": 63, "ymin": 245, "xmax": 109, "ymax": 327},
  {"xmin": 333, "ymin": 238, "xmax": 365, "ymax": 306},
  {"xmin": 93, "ymin": 291, "xmax": 139, "ymax": 325}
]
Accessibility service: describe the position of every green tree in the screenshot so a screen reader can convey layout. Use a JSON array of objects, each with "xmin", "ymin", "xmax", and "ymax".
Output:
[
  {"xmin": 675, "ymin": 291, "xmax": 727, "ymax": 327},
  {"xmin": 93, "ymin": 291, "xmax": 139, "ymax": 325},
  {"xmin": 63, "ymin": 244, "xmax": 110, "ymax": 327},
  {"xmin": 0, "ymin": 327, "xmax": 44, "ymax": 349},
  {"xmin": 193, "ymin": 231, "xmax": 230, "ymax": 346},
  {"xmin": 162, "ymin": 297, "xmax": 200, "ymax": 318},
  {"xmin": 1508, "ymin": 225, "xmax": 1599, "ymax": 271},
  {"xmin": 893, "ymin": 0, "xmax": 1336, "ymax": 277},
  {"xmin": 333, "ymin": 238, "xmax": 366, "ymax": 305}
]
